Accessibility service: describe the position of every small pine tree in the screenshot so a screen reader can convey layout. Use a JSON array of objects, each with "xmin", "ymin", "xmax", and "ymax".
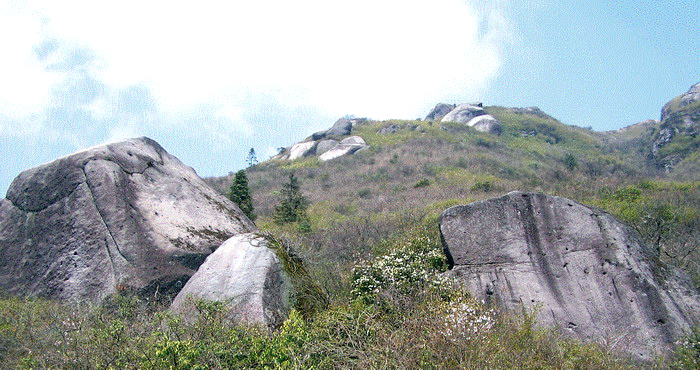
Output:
[
  {"xmin": 228, "ymin": 170, "xmax": 256, "ymax": 221},
  {"xmin": 246, "ymin": 148, "xmax": 258, "ymax": 168},
  {"xmin": 563, "ymin": 153, "xmax": 578, "ymax": 171},
  {"xmin": 273, "ymin": 173, "xmax": 309, "ymax": 225}
]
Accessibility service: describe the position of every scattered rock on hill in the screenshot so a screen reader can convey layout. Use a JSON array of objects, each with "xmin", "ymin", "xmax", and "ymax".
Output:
[
  {"xmin": 170, "ymin": 233, "xmax": 291, "ymax": 328},
  {"xmin": 441, "ymin": 103, "xmax": 486, "ymax": 124},
  {"xmin": 440, "ymin": 103, "xmax": 501, "ymax": 134},
  {"xmin": 310, "ymin": 130, "xmax": 328, "ymax": 141},
  {"xmin": 316, "ymin": 139, "xmax": 339, "ymax": 155},
  {"xmin": 326, "ymin": 118, "xmax": 353, "ymax": 137},
  {"xmin": 439, "ymin": 191, "xmax": 700, "ymax": 360},
  {"xmin": 378, "ymin": 124, "xmax": 401, "ymax": 134},
  {"xmin": 319, "ymin": 136, "xmax": 367, "ymax": 161},
  {"xmin": 0, "ymin": 137, "xmax": 256, "ymax": 303},
  {"xmin": 289, "ymin": 141, "xmax": 317, "ymax": 160},
  {"xmin": 661, "ymin": 82, "xmax": 700, "ymax": 121},
  {"xmin": 425, "ymin": 103, "xmax": 456, "ymax": 121},
  {"xmin": 378, "ymin": 123, "xmax": 418, "ymax": 134},
  {"xmin": 465, "ymin": 114, "xmax": 501, "ymax": 134},
  {"xmin": 653, "ymin": 82, "xmax": 700, "ymax": 170}
]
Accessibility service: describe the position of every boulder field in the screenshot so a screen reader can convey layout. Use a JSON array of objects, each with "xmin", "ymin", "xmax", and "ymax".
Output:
[
  {"xmin": 0, "ymin": 138, "xmax": 291, "ymax": 321},
  {"xmin": 439, "ymin": 192, "xmax": 700, "ymax": 360}
]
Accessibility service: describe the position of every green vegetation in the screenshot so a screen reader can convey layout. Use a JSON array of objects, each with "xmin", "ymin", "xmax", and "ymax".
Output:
[
  {"xmin": 3, "ymin": 104, "xmax": 698, "ymax": 367},
  {"xmin": 0, "ymin": 229, "xmax": 640, "ymax": 368},
  {"xmin": 262, "ymin": 233, "xmax": 328, "ymax": 319},
  {"xmin": 246, "ymin": 147, "xmax": 258, "ymax": 168},
  {"xmin": 414, "ymin": 178, "xmax": 431, "ymax": 188},
  {"xmin": 671, "ymin": 327, "xmax": 700, "ymax": 369},
  {"xmin": 590, "ymin": 181, "xmax": 700, "ymax": 286},
  {"xmin": 273, "ymin": 173, "xmax": 311, "ymax": 232},
  {"xmin": 228, "ymin": 170, "xmax": 256, "ymax": 221},
  {"xmin": 563, "ymin": 152, "xmax": 578, "ymax": 170}
]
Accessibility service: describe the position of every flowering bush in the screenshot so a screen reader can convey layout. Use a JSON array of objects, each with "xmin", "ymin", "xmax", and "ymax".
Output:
[
  {"xmin": 440, "ymin": 296, "xmax": 495, "ymax": 342},
  {"xmin": 350, "ymin": 234, "xmax": 448, "ymax": 302}
]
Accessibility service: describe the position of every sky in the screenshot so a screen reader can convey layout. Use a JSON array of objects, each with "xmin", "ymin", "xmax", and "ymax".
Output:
[{"xmin": 1, "ymin": 0, "xmax": 698, "ymax": 196}]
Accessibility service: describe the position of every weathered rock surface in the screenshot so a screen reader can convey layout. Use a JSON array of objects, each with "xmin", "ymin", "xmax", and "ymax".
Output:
[
  {"xmin": 340, "ymin": 136, "xmax": 366, "ymax": 146},
  {"xmin": 170, "ymin": 233, "xmax": 291, "ymax": 328},
  {"xmin": 439, "ymin": 192, "xmax": 700, "ymax": 360},
  {"xmin": 326, "ymin": 118, "xmax": 353, "ymax": 136},
  {"xmin": 441, "ymin": 103, "xmax": 486, "ymax": 124},
  {"xmin": 315, "ymin": 139, "xmax": 339, "ymax": 155},
  {"xmin": 318, "ymin": 136, "xmax": 367, "ymax": 161},
  {"xmin": 0, "ymin": 137, "xmax": 255, "ymax": 303},
  {"xmin": 466, "ymin": 114, "xmax": 501, "ymax": 134},
  {"xmin": 378, "ymin": 124, "xmax": 402, "ymax": 134},
  {"xmin": 652, "ymin": 82, "xmax": 700, "ymax": 170},
  {"xmin": 310, "ymin": 130, "xmax": 328, "ymax": 141},
  {"xmin": 288, "ymin": 141, "xmax": 317, "ymax": 160},
  {"xmin": 661, "ymin": 82, "xmax": 700, "ymax": 121},
  {"xmin": 377, "ymin": 123, "xmax": 418, "ymax": 134},
  {"xmin": 425, "ymin": 103, "xmax": 456, "ymax": 121}
]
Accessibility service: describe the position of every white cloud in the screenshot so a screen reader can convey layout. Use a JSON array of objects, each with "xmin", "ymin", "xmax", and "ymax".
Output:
[
  {"xmin": 11, "ymin": 0, "xmax": 511, "ymax": 121},
  {"xmin": 0, "ymin": 1, "xmax": 57, "ymax": 133}
]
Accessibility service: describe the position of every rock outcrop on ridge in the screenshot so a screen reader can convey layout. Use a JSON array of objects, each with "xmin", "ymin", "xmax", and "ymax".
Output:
[
  {"xmin": 441, "ymin": 103, "xmax": 486, "ymax": 123},
  {"xmin": 288, "ymin": 141, "xmax": 317, "ymax": 161},
  {"xmin": 652, "ymin": 81, "xmax": 700, "ymax": 171},
  {"xmin": 318, "ymin": 136, "xmax": 368, "ymax": 162},
  {"xmin": 425, "ymin": 103, "xmax": 456, "ymax": 121},
  {"xmin": 661, "ymin": 82, "xmax": 700, "ymax": 122},
  {"xmin": 439, "ymin": 192, "xmax": 700, "ymax": 360},
  {"xmin": 170, "ymin": 233, "xmax": 291, "ymax": 328},
  {"xmin": 0, "ymin": 137, "xmax": 256, "ymax": 302},
  {"xmin": 275, "ymin": 117, "xmax": 370, "ymax": 162},
  {"xmin": 440, "ymin": 102, "xmax": 502, "ymax": 134}
]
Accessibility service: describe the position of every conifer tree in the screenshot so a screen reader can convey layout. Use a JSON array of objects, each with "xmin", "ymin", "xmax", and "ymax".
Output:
[
  {"xmin": 228, "ymin": 170, "xmax": 256, "ymax": 221},
  {"xmin": 273, "ymin": 173, "xmax": 309, "ymax": 225},
  {"xmin": 246, "ymin": 148, "xmax": 258, "ymax": 168}
]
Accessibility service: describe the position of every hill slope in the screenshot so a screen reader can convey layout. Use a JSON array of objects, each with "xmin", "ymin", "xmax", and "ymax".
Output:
[{"xmin": 206, "ymin": 89, "xmax": 700, "ymax": 293}]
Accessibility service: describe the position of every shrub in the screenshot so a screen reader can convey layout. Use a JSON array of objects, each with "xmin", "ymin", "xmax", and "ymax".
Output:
[
  {"xmin": 471, "ymin": 181, "xmax": 494, "ymax": 192},
  {"xmin": 358, "ymin": 188, "xmax": 372, "ymax": 199},
  {"xmin": 414, "ymin": 179, "xmax": 431, "ymax": 188},
  {"xmin": 563, "ymin": 153, "xmax": 578, "ymax": 171},
  {"xmin": 351, "ymin": 232, "xmax": 448, "ymax": 303}
]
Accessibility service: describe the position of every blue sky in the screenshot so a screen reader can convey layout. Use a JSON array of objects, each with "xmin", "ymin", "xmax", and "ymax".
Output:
[{"xmin": 1, "ymin": 0, "xmax": 698, "ymax": 196}]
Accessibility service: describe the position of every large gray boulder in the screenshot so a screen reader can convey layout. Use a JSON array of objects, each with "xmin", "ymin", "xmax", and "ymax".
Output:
[
  {"xmin": 170, "ymin": 233, "xmax": 291, "ymax": 328},
  {"xmin": 439, "ymin": 192, "xmax": 700, "ymax": 360},
  {"xmin": 466, "ymin": 114, "xmax": 501, "ymax": 134},
  {"xmin": 326, "ymin": 118, "xmax": 353, "ymax": 136},
  {"xmin": 425, "ymin": 103, "xmax": 456, "ymax": 121},
  {"xmin": 318, "ymin": 136, "xmax": 367, "ymax": 162},
  {"xmin": 288, "ymin": 141, "xmax": 317, "ymax": 160},
  {"xmin": 441, "ymin": 103, "xmax": 486, "ymax": 124},
  {"xmin": 0, "ymin": 137, "xmax": 255, "ymax": 303},
  {"xmin": 315, "ymin": 139, "xmax": 339, "ymax": 155}
]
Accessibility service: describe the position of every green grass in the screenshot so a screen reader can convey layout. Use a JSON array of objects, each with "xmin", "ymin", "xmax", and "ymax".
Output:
[{"xmin": 188, "ymin": 103, "xmax": 700, "ymax": 367}]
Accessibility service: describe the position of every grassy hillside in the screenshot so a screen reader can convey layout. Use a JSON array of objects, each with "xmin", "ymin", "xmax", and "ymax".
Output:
[
  {"xmin": 2, "ymin": 106, "xmax": 698, "ymax": 368},
  {"xmin": 205, "ymin": 106, "xmax": 699, "ymax": 295}
]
